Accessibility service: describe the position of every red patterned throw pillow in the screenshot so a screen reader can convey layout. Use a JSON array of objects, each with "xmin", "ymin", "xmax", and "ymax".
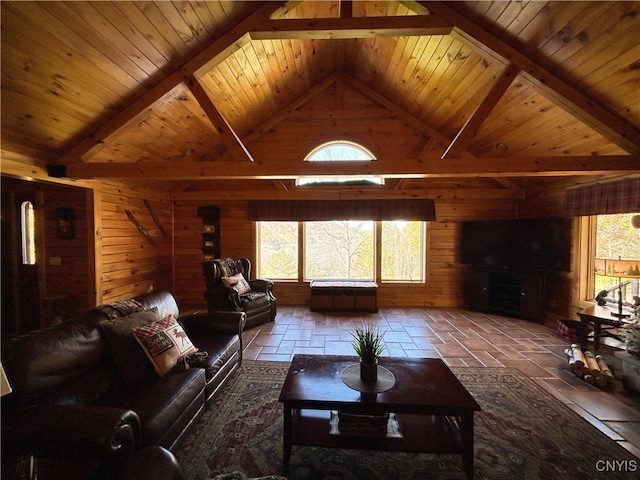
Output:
[{"xmin": 132, "ymin": 314, "xmax": 198, "ymax": 376}]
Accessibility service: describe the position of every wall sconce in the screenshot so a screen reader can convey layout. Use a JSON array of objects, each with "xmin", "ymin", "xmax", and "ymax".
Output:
[{"xmin": 56, "ymin": 207, "xmax": 75, "ymax": 239}]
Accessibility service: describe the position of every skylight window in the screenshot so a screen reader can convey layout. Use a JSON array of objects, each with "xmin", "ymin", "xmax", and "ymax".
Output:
[{"xmin": 297, "ymin": 141, "xmax": 384, "ymax": 186}]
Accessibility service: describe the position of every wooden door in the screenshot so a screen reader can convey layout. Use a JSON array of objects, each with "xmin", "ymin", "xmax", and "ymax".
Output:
[{"xmin": 1, "ymin": 186, "xmax": 41, "ymax": 334}]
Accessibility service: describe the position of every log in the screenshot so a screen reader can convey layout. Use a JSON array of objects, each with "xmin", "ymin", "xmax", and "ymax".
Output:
[
  {"xmin": 570, "ymin": 344, "xmax": 587, "ymax": 370},
  {"xmin": 584, "ymin": 351, "xmax": 606, "ymax": 386},
  {"xmin": 596, "ymin": 354, "xmax": 616, "ymax": 385},
  {"xmin": 564, "ymin": 348, "xmax": 584, "ymax": 377}
]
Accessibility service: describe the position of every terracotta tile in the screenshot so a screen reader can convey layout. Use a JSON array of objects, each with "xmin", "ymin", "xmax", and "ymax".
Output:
[
  {"xmin": 499, "ymin": 358, "xmax": 554, "ymax": 378},
  {"xmin": 442, "ymin": 358, "xmax": 468, "ymax": 367},
  {"xmin": 433, "ymin": 343, "xmax": 473, "ymax": 359},
  {"xmin": 559, "ymin": 390, "xmax": 640, "ymax": 422},
  {"xmin": 603, "ymin": 421, "xmax": 640, "ymax": 447},
  {"xmin": 283, "ymin": 329, "xmax": 312, "ymax": 341},
  {"xmin": 472, "ymin": 351, "xmax": 505, "ymax": 368}
]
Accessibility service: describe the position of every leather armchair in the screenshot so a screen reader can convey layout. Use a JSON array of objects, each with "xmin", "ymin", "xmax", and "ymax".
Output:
[{"xmin": 203, "ymin": 258, "xmax": 276, "ymax": 329}]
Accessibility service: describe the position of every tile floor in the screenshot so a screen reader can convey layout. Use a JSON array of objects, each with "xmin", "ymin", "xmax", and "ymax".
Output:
[{"xmin": 242, "ymin": 306, "xmax": 640, "ymax": 458}]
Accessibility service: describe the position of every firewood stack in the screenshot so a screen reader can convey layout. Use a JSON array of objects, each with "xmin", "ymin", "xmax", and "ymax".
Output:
[{"xmin": 564, "ymin": 344, "xmax": 615, "ymax": 387}]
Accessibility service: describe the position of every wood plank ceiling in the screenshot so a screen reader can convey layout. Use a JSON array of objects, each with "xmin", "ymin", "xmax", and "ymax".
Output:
[{"xmin": 1, "ymin": 1, "xmax": 639, "ymax": 196}]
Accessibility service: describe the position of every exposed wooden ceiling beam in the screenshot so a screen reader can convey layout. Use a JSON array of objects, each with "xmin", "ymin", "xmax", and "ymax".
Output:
[
  {"xmin": 250, "ymin": 15, "xmax": 452, "ymax": 40},
  {"xmin": 66, "ymin": 155, "xmax": 639, "ymax": 180},
  {"xmin": 55, "ymin": 1, "xmax": 285, "ymax": 165},
  {"xmin": 186, "ymin": 76, "xmax": 255, "ymax": 162},
  {"xmin": 422, "ymin": 1, "xmax": 640, "ymax": 155},
  {"xmin": 58, "ymin": 80, "xmax": 187, "ymax": 164},
  {"xmin": 442, "ymin": 63, "xmax": 520, "ymax": 159},
  {"xmin": 171, "ymin": 187, "xmax": 526, "ymax": 202}
]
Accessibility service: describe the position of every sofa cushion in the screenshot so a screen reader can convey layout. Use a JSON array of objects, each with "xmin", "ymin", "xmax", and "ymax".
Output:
[
  {"xmin": 221, "ymin": 273, "xmax": 251, "ymax": 294},
  {"xmin": 188, "ymin": 334, "xmax": 241, "ymax": 382},
  {"xmin": 101, "ymin": 308, "xmax": 160, "ymax": 384},
  {"xmin": 132, "ymin": 315, "xmax": 198, "ymax": 377},
  {"xmin": 239, "ymin": 292, "xmax": 270, "ymax": 310}
]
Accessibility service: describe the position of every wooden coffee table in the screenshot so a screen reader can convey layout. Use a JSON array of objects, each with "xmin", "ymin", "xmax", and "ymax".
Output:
[{"xmin": 278, "ymin": 354, "xmax": 481, "ymax": 479}]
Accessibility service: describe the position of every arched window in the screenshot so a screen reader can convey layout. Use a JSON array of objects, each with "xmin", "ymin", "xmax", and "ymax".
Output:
[
  {"xmin": 21, "ymin": 201, "xmax": 36, "ymax": 265},
  {"xmin": 297, "ymin": 141, "xmax": 383, "ymax": 186}
]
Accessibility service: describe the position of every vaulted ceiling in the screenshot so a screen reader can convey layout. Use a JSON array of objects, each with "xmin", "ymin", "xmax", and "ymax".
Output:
[{"xmin": 2, "ymin": 1, "xmax": 639, "ymax": 196}]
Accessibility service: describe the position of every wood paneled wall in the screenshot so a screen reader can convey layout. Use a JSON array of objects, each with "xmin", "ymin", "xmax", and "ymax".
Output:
[
  {"xmin": 40, "ymin": 183, "xmax": 92, "ymax": 320},
  {"xmin": 2, "ymin": 173, "xmax": 577, "ymax": 324},
  {"xmin": 97, "ymin": 181, "xmax": 173, "ymax": 304},
  {"xmin": 171, "ymin": 196, "xmax": 524, "ymax": 312}
]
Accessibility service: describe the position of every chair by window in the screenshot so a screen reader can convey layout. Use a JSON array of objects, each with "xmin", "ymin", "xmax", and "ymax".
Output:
[{"xmin": 202, "ymin": 258, "xmax": 276, "ymax": 329}]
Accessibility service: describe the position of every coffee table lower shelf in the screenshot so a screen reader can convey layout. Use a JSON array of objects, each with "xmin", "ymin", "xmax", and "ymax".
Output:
[{"xmin": 288, "ymin": 408, "xmax": 469, "ymax": 465}]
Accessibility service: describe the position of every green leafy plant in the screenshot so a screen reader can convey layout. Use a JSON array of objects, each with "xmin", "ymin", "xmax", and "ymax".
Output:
[
  {"xmin": 350, "ymin": 324, "xmax": 385, "ymax": 365},
  {"xmin": 625, "ymin": 312, "xmax": 640, "ymax": 357}
]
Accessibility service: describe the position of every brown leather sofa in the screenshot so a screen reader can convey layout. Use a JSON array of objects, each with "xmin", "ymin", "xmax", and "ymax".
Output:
[
  {"xmin": 203, "ymin": 258, "xmax": 276, "ymax": 329},
  {"xmin": 1, "ymin": 291, "xmax": 245, "ymax": 480}
]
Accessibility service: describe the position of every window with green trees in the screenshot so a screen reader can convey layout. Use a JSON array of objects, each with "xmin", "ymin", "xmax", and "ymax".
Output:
[
  {"xmin": 594, "ymin": 213, "xmax": 640, "ymax": 302},
  {"xmin": 257, "ymin": 220, "xmax": 426, "ymax": 283}
]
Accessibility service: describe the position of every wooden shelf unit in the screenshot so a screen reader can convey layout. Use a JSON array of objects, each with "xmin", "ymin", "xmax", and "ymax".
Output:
[{"xmin": 197, "ymin": 206, "xmax": 220, "ymax": 260}]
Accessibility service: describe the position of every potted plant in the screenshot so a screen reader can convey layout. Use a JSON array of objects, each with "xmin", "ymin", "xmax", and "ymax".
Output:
[{"xmin": 350, "ymin": 324, "xmax": 386, "ymax": 382}]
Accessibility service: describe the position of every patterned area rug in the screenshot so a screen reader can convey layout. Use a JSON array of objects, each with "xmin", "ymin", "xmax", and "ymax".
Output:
[{"xmin": 175, "ymin": 361, "xmax": 637, "ymax": 480}]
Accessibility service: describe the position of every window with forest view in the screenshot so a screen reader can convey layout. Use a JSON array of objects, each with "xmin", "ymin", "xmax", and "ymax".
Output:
[
  {"xmin": 305, "ymin": 221, "xmax": 374, "ymax": 280},
  {"xmin": 257, "ymin": 220, "xmax": 426, "ymax": 283},
  {"xmin": 257, "ymin": 222, "xmax": 298, "ymax": 280},
  {"xmin": 594, "ymin": 213, "xmax": 640, "ymax": 305},
  {"xmin": 381, "ymin": 221, "xmax": 425, "ymax": 281}
]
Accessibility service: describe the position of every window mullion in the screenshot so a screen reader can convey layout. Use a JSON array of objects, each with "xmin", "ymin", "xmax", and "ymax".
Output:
[
  {"xmin": 375, "ymin": 221, "xmax": 382, "ymax": 283},
  {"xmin": 298, "ymin": 222, "xmax": 304, "ymax": 283}
]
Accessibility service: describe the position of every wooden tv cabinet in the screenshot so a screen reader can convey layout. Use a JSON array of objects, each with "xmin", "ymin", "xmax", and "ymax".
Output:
[{"xmin": 310, "ymin": 281, "xmax": 378, "ymax": 312}]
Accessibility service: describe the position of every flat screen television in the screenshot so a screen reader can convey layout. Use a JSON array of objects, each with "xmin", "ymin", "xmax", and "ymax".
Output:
[{"xmin": 461, "ymin": 218, "xmax": 571, "ymax": 272}]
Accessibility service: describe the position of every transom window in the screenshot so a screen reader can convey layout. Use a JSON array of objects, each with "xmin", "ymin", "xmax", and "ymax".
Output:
[{"xmin": 296, "ymin": 141, "xmax": 384, "ymax": 186}]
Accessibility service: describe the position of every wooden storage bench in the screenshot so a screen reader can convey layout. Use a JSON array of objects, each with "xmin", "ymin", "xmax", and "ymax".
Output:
[{"xmin": 310, "ymin": 281, "xmax": 378, "ymax": 312}]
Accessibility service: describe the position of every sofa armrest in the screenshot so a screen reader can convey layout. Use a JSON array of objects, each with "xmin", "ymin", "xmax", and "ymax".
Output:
[
  {"xmin": 3, "ymin": 405, "xmax": 140, "ymax": 462},
  {"xmin": 117, "ymin": 446, "xmax": 184, "ymax": 480},
  {"xmin": 180, "ymin": 311, "xmax": 246, "ymax": 336},
  {"xmin": 203, "ymin": 285, "xmax": 243, "ymax": 311},
  {"xmin": 248, "ymin": 278, "xmax": 274, "ymax": 296}
]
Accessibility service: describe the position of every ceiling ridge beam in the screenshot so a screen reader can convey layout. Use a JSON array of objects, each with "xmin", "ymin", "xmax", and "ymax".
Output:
[
  {"xmin": 55, "ymin": 1, "xmax": 285, "ymax": 165},
  {"xmin": 186, "ymin": 76, "xmax": 254, "ymax": 163},
  {"xmin": 344, "ymin": 74, "xmax": 474, "ymax": 158},
  {"xmin": 67, "ymin": 155, "xmax": 640, "ymax": 180},
  {"xmin": 442, "ymin": 63, "xmax": 521, "ymax": 159},
  {"xmin": 250, "ymin": 15, "xmax": 452, "ymax": 40},
  {"xmin": 422, "ymin": 1, "xmax": 640, "ymax": 155}
]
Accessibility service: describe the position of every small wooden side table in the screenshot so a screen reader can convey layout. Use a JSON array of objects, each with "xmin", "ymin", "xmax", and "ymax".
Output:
[{"xmin": 576, "ymin": 305, "xmax": 632, "ymax": 351}]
